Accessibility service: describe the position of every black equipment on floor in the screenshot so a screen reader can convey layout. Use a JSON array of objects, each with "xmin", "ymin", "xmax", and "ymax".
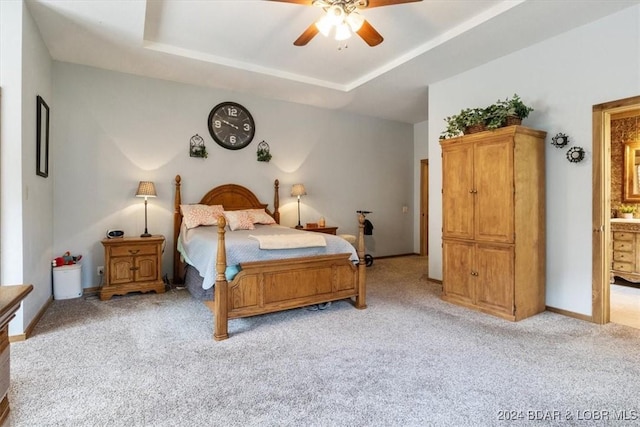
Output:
[{"xmin": 357, "ymin": 210, "xmax": 374, "ymax": 267}]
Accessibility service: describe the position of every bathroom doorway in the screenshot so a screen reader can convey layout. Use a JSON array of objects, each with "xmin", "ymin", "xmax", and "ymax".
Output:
[{"xmin": 593, "ymin": 95, "xmax": 640, "ymax": 326}]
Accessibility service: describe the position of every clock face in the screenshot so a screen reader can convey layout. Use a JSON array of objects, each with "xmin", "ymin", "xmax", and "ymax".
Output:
[{"xmin": 208, "ymin": 102, "xmax": 255, "ymax": 150}]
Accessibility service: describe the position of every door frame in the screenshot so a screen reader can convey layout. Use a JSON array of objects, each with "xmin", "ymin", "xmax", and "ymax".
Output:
[
  {"xmin": 592, "ymin": 95, "xmax": 640, "ymax": 324},
  {"xmin": 420, "ymin": 159, "xmax": 429, "ymax": 256}
]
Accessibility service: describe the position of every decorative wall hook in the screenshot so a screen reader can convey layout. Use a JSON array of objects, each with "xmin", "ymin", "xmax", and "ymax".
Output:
[
  {"xmin": 551, "ymin": 132, "xmax": 569, "ymax": 148},
  {"xmin": 566, "ymin": 146, "xmax": 585, "ymax": 163},
  {"xmin": 256, "ymin": 140, "xmax": 272, "ymax": 162},
  {"xmin": 189, "ymin": 134, "xmax": 207, "ymax": 158}
]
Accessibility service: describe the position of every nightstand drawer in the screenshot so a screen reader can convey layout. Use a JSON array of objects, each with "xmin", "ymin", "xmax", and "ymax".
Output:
[
  {"xmin": 109, "ymin": 244, "xmax": 158, "ymax": 257},
  {"xmin": 301, "ymin": 226, "xmax": 338, "ymax": 235}
]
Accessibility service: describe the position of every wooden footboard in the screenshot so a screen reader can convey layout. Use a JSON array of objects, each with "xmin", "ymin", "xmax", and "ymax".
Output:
[{"xmin": 208, "ymin": 215, "xmax": 367, "ymax": 341}]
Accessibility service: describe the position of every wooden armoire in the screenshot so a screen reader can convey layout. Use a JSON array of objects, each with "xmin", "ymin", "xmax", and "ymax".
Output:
[{"xmin": 440, "ymin": 125, "xmax": 546, "ymax": 321}]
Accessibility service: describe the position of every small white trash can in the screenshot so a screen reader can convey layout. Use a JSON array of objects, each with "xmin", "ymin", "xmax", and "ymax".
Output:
[{"xmin": 52, "ymin": 264, "xmax": 83, "ymax": 300}]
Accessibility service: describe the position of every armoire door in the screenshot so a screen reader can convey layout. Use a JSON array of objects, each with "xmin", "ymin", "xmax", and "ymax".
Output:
[
  {"xmin": 442, "ymin": 239, "xmax": 474, "ymax": 305},
  {"xmin": 442, "ymin": 142, "xmax": 474, "ymax": 240},
  {"xmin": 474, "ymin": 243, "xmax": 514, "ymax": 315},
  {"xmin": 474, "ymin": 137, "xmax": 514, "ymax": 243}
]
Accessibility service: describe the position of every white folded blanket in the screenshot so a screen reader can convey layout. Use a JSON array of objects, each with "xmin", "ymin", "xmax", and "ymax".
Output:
[{"xmin": 249, "ymin": 233, "xmax": 326, "ymax": 249}]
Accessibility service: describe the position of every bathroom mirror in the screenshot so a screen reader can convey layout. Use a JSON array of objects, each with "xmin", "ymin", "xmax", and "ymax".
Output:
[{"xmin": 624, "ymin": 141, "xmax": 640, "ymax": 202}]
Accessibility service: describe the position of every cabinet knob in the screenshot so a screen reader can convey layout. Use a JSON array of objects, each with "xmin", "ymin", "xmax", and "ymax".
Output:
[
  {"xmin": 130, "ymin": 266, "xmax": 139, "ymax": 271},
  {"xmin": 129, "ymin": 249, "xmax": 140, "ymax": 255}
]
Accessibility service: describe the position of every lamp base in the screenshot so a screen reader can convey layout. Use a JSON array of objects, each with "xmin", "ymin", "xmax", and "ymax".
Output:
[
  {"xmin": 295, "ymin": 225, "xmax": 303, "ymax": 229},
  {"xmin": 140, "ymin": 232, "xmax": 152, "ymax": 238}
]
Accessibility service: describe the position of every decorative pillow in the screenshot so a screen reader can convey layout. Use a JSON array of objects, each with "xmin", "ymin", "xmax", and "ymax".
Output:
[
  {"xmin": 180, "ymin": 204, "xmax": 224, "ymax": 229},
  {"xmin": 224, "ymin": 210, "xmax": 255, "ymax": 231},
  {"xmin": 246, "ymin": 209, "xmax": 276, "ymax": 225}
]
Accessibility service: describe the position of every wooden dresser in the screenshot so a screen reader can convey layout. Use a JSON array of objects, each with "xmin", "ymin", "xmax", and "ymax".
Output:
[
  {"xmin": 611, "ymin": 220, "xmax": 640, "ymax": 283},
  {"xmin": 100, "ymin": 236, "xmax": 165, "ymax": 300},
  {"xmin": 0, "ymin": 284, "xmax": 32, "ymax": 424},
  {"xmin": 440, "ymin": 126, "xmax": 546, "ymax": 321}
]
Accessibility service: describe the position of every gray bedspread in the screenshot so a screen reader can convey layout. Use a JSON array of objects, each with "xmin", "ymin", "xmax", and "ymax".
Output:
[{"xmin": 178, "ymin": 224, "xmax": 358, "ymax": 290}]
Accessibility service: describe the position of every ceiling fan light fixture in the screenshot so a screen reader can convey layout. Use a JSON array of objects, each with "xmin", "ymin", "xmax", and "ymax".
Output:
[
  {"xmin": 346, "ymin": 12, "xmax": 364, "ymax": 32},
  {"xmin": 326, "ymin": 5, "xmax": 345, "ymax": 25},
  {"xmin": 335, "ymin": 22, "xmax": 352, "ymax": 41},
  {"xmin": 315, "ymin": 14, "xmax": 334, "ymax": 37}
]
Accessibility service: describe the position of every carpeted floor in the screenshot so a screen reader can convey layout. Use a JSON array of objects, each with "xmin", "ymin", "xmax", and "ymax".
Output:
[{"xmin": 7, "ymin": 256, "xmax": 640, "ymax": 426}]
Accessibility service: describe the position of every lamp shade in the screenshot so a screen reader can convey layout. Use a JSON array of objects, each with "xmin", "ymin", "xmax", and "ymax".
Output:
[
  {"xmin": 291, "ymin": 184, "xmax": 307, "ymax": 197},
  {"xmin": 136, "ymin": 181, "xmax": 157, "ymax": 198}
]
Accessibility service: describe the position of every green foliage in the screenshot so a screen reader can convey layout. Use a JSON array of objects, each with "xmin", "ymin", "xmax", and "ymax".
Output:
[
  {"xmin": 501, "ymin": 94, "xmax": 534, "ymax": 119},
  {"xmin": 440, "ymin": 94, "xmax": 535, "ymax": 139},
  {"xmin": 257, "ymin": 148, "xmax": 272, "ymax": 162},
  {"xmin": 619, "ymin": 204, "xmax": 637, "ymax": 213},
  {"xmin": 440, "ymin": 108, "xmax": 486, "ymax": 139},
  {"xmin": 190, "ymin": 145, "xmax": 207, "ymax": 158}
]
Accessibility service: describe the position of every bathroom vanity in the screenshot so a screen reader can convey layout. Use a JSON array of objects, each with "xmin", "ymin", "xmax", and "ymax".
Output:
[{"xmin": 611, "ymin": 218, "xmax": 640, "ymax": 283}]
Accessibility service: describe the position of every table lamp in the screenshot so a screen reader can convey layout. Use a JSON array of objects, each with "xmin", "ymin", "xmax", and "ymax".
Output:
[
  {"xmin": 136, "ymin": 181, "xmax": 157, "ymax": 237},
  {"xmin": 291, "ymin": 184, "xmax": 307, "ymax": 229}
]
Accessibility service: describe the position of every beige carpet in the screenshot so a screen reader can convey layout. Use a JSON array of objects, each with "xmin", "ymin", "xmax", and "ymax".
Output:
[
  {"xmin": 611, "ymin": 283, "xmax": 640, "ymax": 329},
  {"xmin": 7, "ymin": 256, "xmax": 640, "ymax": 426}
]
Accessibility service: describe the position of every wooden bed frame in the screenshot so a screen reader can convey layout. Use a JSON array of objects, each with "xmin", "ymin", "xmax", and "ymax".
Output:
[{"xmin": 173, "ymin": 175, "xmax": 367, "ymax": 340}]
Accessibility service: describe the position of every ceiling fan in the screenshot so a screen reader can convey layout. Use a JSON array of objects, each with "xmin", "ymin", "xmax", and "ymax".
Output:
[{"xmin": 270, "ymin": 0, "xmax": 423, "ymax": 47}]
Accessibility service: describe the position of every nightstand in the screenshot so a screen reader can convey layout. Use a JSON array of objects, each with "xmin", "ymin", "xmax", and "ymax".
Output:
[
  {"xmin": 100, "ymin": 236, "xmax": 165, "ymax": 301},
  {"xmin": 301, "ymin": 226, "xmax": 338, "ymax": 235}
]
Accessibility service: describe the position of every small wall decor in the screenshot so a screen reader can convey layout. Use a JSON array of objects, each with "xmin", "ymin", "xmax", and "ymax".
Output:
[
  {"xmin": 189, "ymin": 134, "xmax": 207, "ymax": 158},
  {"xmin": 566, "ymin": 146, "xmax": 585, "ymax": 163},
  {"xmin": 256, "ymin": 140, "xmax": 272, "ymax": 162},
  {"xmin": 551, "ymin": 132, "xmax": 569, "ymax": 148},
  {"xmin": 36, "ymin": 95, "xmax": 50, "ymax": 177}
]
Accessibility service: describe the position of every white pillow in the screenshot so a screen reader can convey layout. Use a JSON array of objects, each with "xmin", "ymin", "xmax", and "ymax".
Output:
[
  {"xmin": 224, "ymin": 210, "xmax": 255, "ymax": 231},
  {"xmin": 246, "ymin": 209, "xmax": 276, "ymax": 225},
  {"xmin": 180, "ymin": 204, "xmax": 224, "ymax": 229}
]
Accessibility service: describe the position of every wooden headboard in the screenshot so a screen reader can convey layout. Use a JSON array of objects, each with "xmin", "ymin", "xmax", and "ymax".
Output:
[{"xmin": 172, "ymin": 174, "xmax": 280, "ymax": 284}]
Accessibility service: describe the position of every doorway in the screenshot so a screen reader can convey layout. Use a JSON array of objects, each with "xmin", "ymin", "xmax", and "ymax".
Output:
[{"xmin": 592, "ymin": 95, "xmax": 640, "ymax": 325}]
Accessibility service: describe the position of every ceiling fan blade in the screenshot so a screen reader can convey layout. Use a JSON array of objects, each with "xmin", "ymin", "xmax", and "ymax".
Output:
[
  {"xmin": 294, "ymin": 23, "xmax": 320, "ymax": 46},
  {"xmin": 356, "ymin": 20, "xmax": 384, "ymax": 46},
  {"xmin": 364, "ymin": 0, "xmax": 422, "ymax": 8},
  {"xmin": 267, "ymin": 0, "xmax": 314, "ymax": 5}
]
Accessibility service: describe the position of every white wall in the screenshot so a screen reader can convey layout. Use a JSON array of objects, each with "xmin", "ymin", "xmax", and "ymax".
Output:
[
  {"xmin": 0, "ymin": 0, "xmax": 24, "ymax": 288},
  {"xmin": 413, "ymin": 120, "xmax": 428, "ymax": 253},
  {"xmin": 52, "ymin": 63, "xmax": 415, "ymax": 289},
  {"xmin": 0, "ymin": 1, "xmax": 53, "ymax": 335},
  {"xmin": 428, "ymin": 6, "xmax": 640, "ymax": 316}
]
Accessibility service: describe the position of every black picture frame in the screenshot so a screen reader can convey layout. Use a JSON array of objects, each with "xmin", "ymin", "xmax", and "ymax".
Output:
[{"xmin": 36, "ymin": 95, "xmax": 49, "ymax": 178}]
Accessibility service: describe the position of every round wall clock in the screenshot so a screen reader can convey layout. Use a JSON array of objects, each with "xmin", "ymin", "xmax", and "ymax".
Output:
[{"xmin": 207, "ymin": 102, "xmax": 255, "ymax": 150}]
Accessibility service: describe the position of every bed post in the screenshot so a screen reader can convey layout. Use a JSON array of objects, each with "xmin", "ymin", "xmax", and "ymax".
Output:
[
  {"xmin": 173, "ymin": 175, "xmax": 183, "ymax": 285},
  {"xmin": 355, "ymin": 213, "xmax": 367, "ymax": 309},
  {"xmin": 273, "ymin": 179, "xmax": 280, "ymax": 224},
  {"xmin": 214, "ymin": 218, "xmax": 229, "ymax": 341}
]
